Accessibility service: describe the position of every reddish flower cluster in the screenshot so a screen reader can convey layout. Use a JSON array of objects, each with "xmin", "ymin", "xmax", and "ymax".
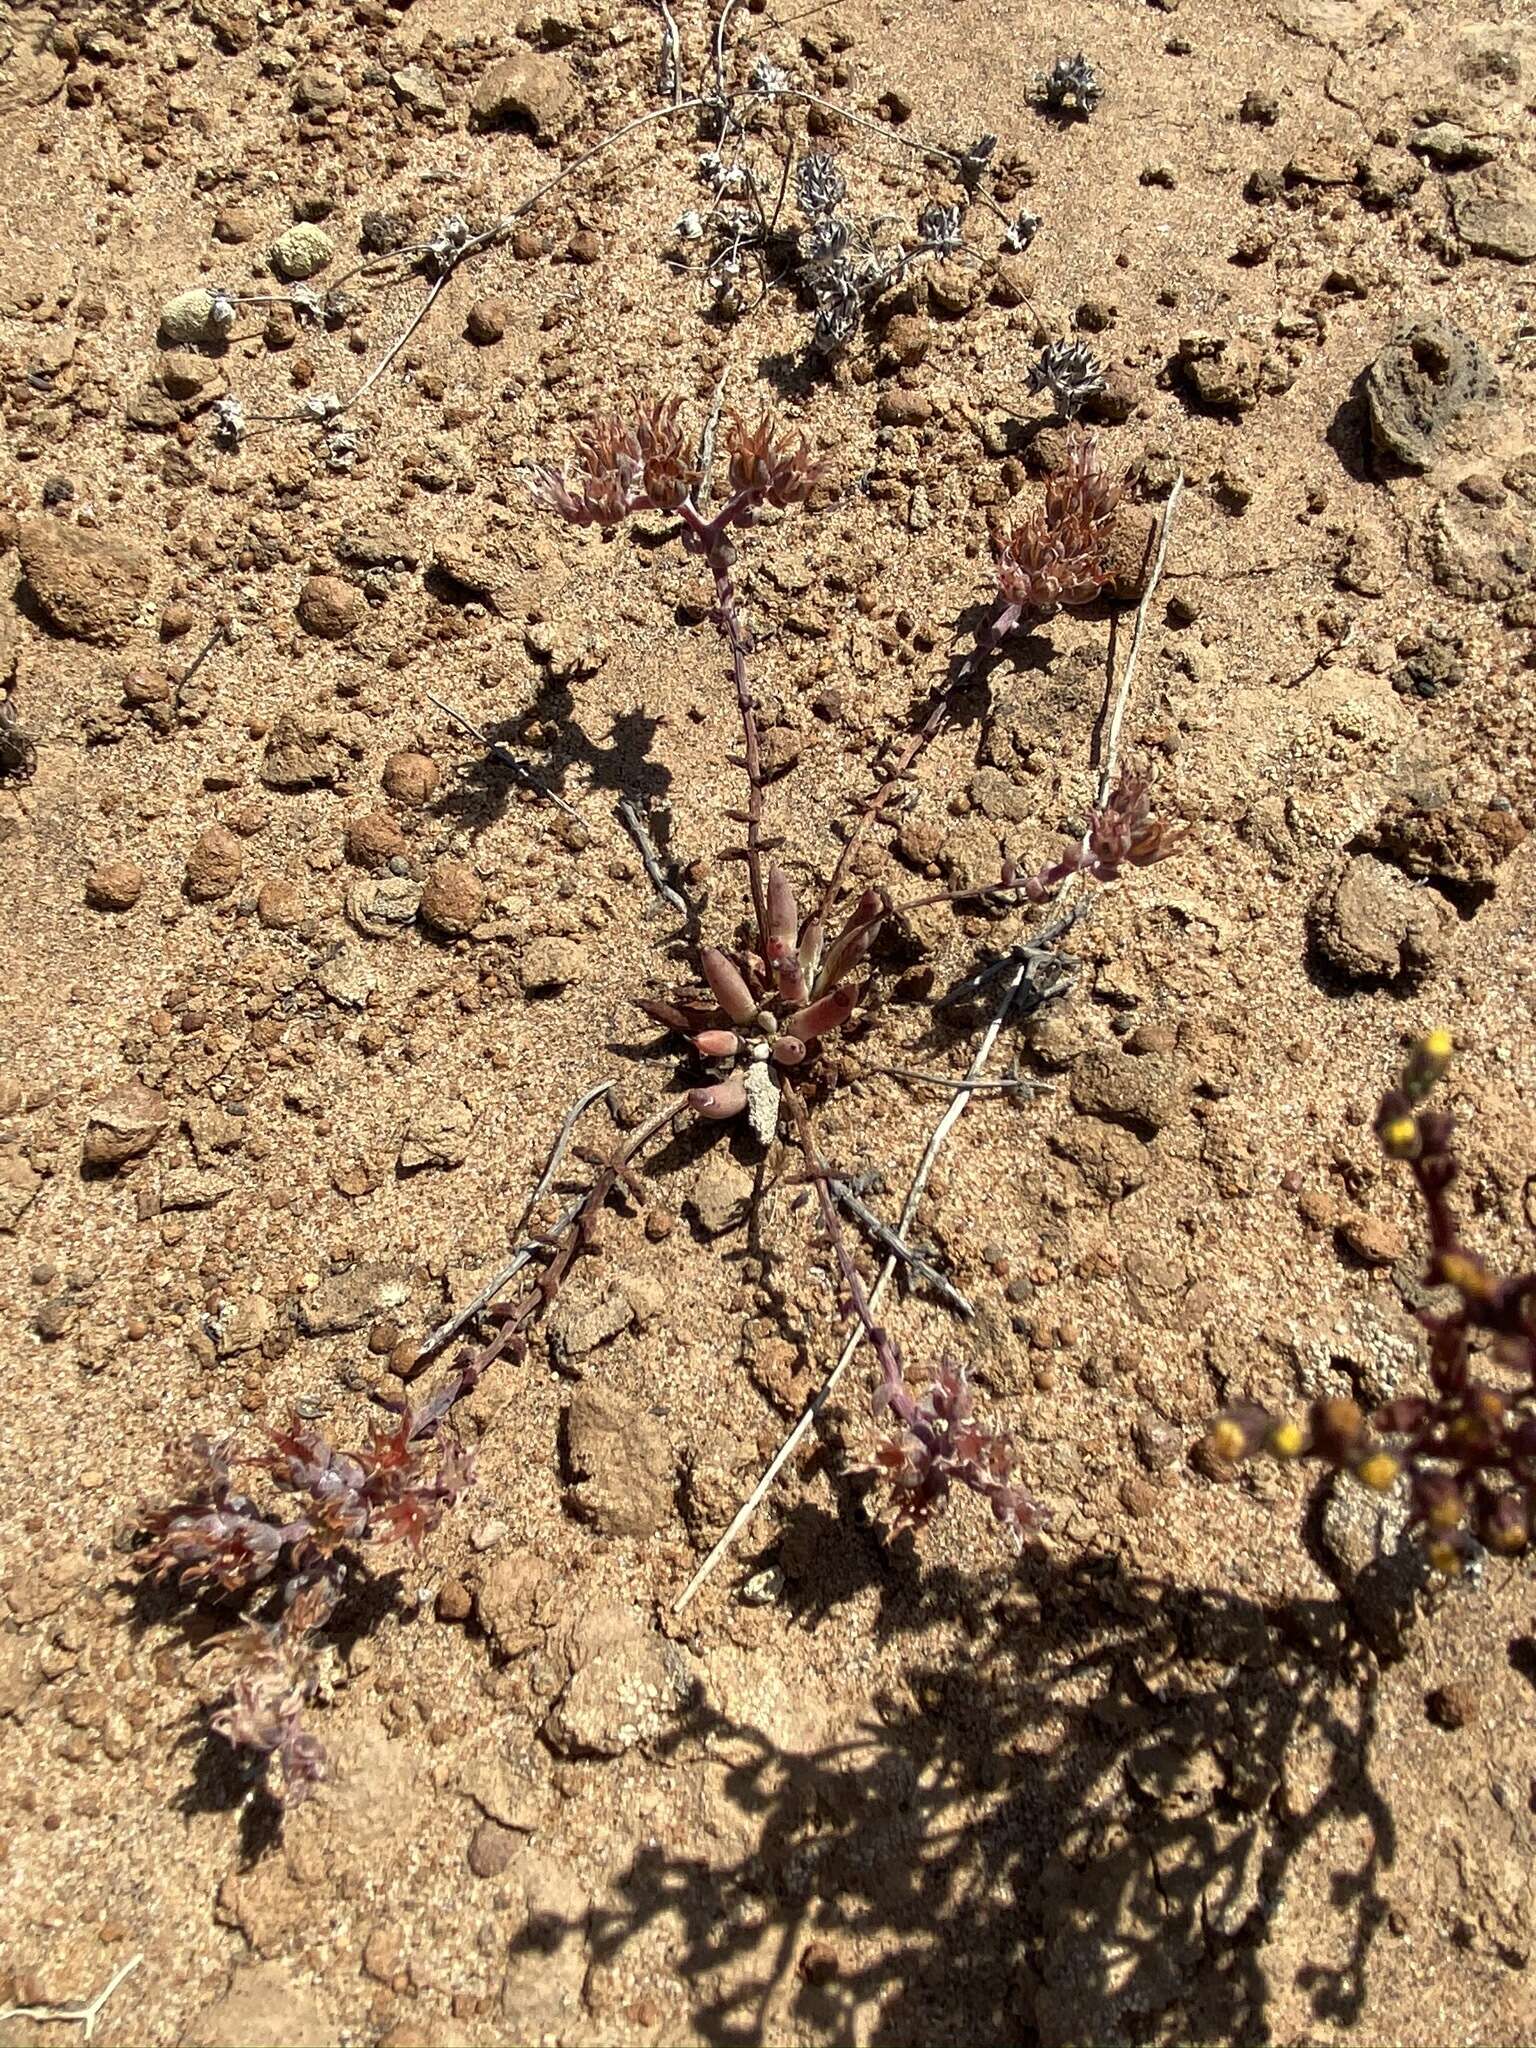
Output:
[
  {"xmin": 1208, "ymin": 1034, "xmax": 1536, "ymax": 1577},
  {"xmin": 867, "ymin": 1355, "xmax": 1046, "ymax": 1549},
  {"xmin": 995, "ymin": 427, "xmax": 1121, "ymax": 615},
  {"xmin": 138, "ymin": 1406, "xmax": 472, "ymax": 1799},
  {"xmin": 528, "ymin": 394, "xmax": 698, "ymax": 525},
  {"xmin": 1020, "ymin": 771, "xmax": 1188, "ymax": 900},
  {"xmin": 529, "ymin": 396, "xmax": 820, "ymax": 531}
]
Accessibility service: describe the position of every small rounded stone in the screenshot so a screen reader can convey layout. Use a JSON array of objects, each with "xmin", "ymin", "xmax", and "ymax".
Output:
[
  {"xmin": 256, "ymin": 879, "xmax": 304, "ymax": 930},
  {"xmin": 85, "ymin": 860, "xmax": 145, "ymax": 911},
  {"xmin": 296, "ymin": 573, "xmax": 363, "ymax": 640},
  {"xmin": 344, "ymin": 808, "xmax": 408, "ymax": 869},
  {"xmin": 184, "ymin": 825, "xmax": 242, "ymax": 902},
  {"xmin": 418, "ymin": 858, "xmax": 485, "ymax": 938},
  {"xmin": 382, "ymin": 751, "xmax": 441, "ymax": 807}
]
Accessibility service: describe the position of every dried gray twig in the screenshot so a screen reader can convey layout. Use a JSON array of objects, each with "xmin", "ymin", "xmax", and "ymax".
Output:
[
  {"xmin": 830, "ymin": 1175, "xmax": 974, "ymax": 1317},
  {"xmin": 418, "ymin": 1080, "xmax": 616, "ymax": 1359},
  {"xmin": 0, "ymin": 1954, "xmax": 143, "ymax": 2044},
  {"xmin": 618, "ymin": 795, "xmax": 692, "ymax": 918},
  {"xmin": 422, "ymin": 687, "xmax": 584, "ymax": 822}
]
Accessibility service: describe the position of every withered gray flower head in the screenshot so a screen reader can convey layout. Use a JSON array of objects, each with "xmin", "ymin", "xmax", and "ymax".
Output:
[
  {"xmin": 1027, "ymin": 338, "xmax": 1105, "ymax": 419},
  {"xmin": 795, "ymin": 152, "xmax": 848, "ymax": 220}
]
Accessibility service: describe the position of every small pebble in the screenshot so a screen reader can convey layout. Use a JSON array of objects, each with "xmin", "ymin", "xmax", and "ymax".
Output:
[{"xmin": 85, "ymin": 860, "xmax": 145, "ymax": 912}]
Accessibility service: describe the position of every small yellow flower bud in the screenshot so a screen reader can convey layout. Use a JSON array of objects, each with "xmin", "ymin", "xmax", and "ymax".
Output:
[
  {"xmin": 1267, "ymin": 1420, "xmax": 1305, "ymax": 1461},
  {"xmin": 1420, "ymin": 1029, "xmax": 1453, "ymax": 1071},
  {"xmin": 1378, "ymin": 1114, "xmax": 1418, "ymax": 1160},
  {"xmin": 1208, "ymin": 1419, "xmax": 1247, "ymax": 1465},
  {"xmin": 1355, "ymin": 1451, "xmax": 1401, "ymax": 1493},
  {"xmin": 1439, "ymin": 1251, "xmax": 1494, "ymax": 1301},
  {"xmin": 1425, "ymin": 1537, "xmax": 1464, "ymax": 1578}
]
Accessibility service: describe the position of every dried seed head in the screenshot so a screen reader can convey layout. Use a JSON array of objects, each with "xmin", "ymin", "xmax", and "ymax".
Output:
[{"xmin": 1027, "ymin": 339, "xmax": 1106, "ymax": 420}]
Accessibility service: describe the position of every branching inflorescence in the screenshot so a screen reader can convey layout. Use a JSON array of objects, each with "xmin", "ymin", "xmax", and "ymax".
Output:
[
  {"xmin": 1208, "ymin": 1035, "xmax": 1536, "ymax": 1579},
  {"xmin": 140, "ymin": 386, "xmax": 1182, "ymax": 1801},
  {"xmin": 138, "ymin": 1401, "xmax": 472, "ymax": 1799},
  {"xmin": 532, "ymin": 392, "xmax": 1182, "ymax": 1546}
]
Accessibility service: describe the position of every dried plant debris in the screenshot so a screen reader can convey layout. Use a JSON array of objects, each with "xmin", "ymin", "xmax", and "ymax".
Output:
[
  {"xmin": 1040, "ymin": 51, "xmax": 1103, "ymax": 118},
  {"xmin": 1027, "ymin": 339, "xmax": 1106, "ymax": 420}
]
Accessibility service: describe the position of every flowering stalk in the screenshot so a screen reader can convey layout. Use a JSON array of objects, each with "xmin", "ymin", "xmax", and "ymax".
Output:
[
  {"xmin": 137, "ymin": 1097, "xmax": 685, "ymax": 1798},
  {"xmin": 784, "ymin": 1086, "xmax": 1045, "ymax": 1546},
  {"xmin": 137, "ymin": 1408, "xmax": 472, "ymax": 1801},
  {"xmin": 830, "ymin": 770, "xmax": 1183, "ymax": 962},
  {"xmin": 962, "ymin": 426, "xmax": 1122, "ymax": 679},
  {"xmin": 818, "ymin": 430, "xmax": 1126, "ymax": 920},
  {"xmin": 531, "ymin": 397, "xmax": 820, "ymax": 955},
  {"xmin": 1207, "ymin": 1034, "xmax": 1536, "ymax": 1577}
]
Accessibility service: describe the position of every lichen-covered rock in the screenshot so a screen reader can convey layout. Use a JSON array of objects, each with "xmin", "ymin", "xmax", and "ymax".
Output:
[
  {"xmin": 159, "ymin": 287, "xmax": 233, "ymax": 345},
  {"xmin": 1308, "ymin": 855, "xmax": 1448, "ymax": 983},
  {"xmin": 1364, "ymin": 321, "xmax": 1499, "ymax": 474},
  {"xmin": 270, "ymin": 223, "xmax": 335, "ymax": 280}
]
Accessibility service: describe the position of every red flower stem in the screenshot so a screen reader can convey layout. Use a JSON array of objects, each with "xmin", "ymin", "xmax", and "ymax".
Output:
[
  {"xmin": 679, "ymin": 497, "xmax": 770, "ymax": 952},
  {"xmin": 783, "ymin": 1085, "xmax": 914, "ymax": 1421}
]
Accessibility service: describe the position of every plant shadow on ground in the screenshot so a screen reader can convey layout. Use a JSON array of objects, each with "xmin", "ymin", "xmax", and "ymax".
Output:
[
  {"xmin": 542, "ymin": 1543, "xmax": 1398, "ymax": 2047},
  {"xmin": 428, "ymin": 679, "xmax": 673, "ymax": 838},
  {"xmin": 122, "ymin": 1554, "xmax": 410, "ymax": 1865}
]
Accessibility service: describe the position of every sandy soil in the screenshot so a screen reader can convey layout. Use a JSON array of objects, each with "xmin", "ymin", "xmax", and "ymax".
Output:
[{"xmin": 2, "ymin": 0, "xmax": 1535, "ymax": 2042}]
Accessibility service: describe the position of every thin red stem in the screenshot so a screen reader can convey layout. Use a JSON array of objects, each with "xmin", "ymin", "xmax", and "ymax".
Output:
[{"xmin": 680, "ymin": 497, "xmax": 770, "ymax": 950}]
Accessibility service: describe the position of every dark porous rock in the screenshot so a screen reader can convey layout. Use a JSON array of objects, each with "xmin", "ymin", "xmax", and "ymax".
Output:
[{"xmin": 1363, "ymin": 321, "xmax": 1499, "ymax": 475}]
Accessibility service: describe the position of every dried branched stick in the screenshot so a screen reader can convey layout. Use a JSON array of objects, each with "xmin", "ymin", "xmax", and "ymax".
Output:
[
  {"xmin": 830, "ymin": 1174, "xmax": 974, "ymax": 1317},
  {"xmin": 0, "ymin": 1954, "xmax": 143, "ymax": 2044},
  {"xmin": 417, "ymin": 1078, "xmax": 617, "ymax": 1360},
  {"xmin": 672, "ymin": 939, "xmax": 1047, "ymax": 1615}
]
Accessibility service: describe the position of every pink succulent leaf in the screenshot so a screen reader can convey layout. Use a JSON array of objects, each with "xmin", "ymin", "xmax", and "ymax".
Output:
[
  {"xmin": 692, "ymin": 1028, "xmax": 741, "ymax": 1059},
  {"xmin": 766, "ymin": 865, "xmax": 799, "ymax": 953},
  {"xmin": 787, "ymin": 985, "xmax": 857, "ymax": 1045},
  {"xmin": 770, "ymin": 1035, "xmax": 807, "ymax": 1067},
  {"xmin": 690, "ymin": 1074, "xmax": 749, "ymax": 1120},
  {"xmin": 814, "ymin": 891, "xmax": 884, "ymax": 995},
  {"xmin": 699, "ymin": 947, "xmax": 760, "ymax": 1027}
]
